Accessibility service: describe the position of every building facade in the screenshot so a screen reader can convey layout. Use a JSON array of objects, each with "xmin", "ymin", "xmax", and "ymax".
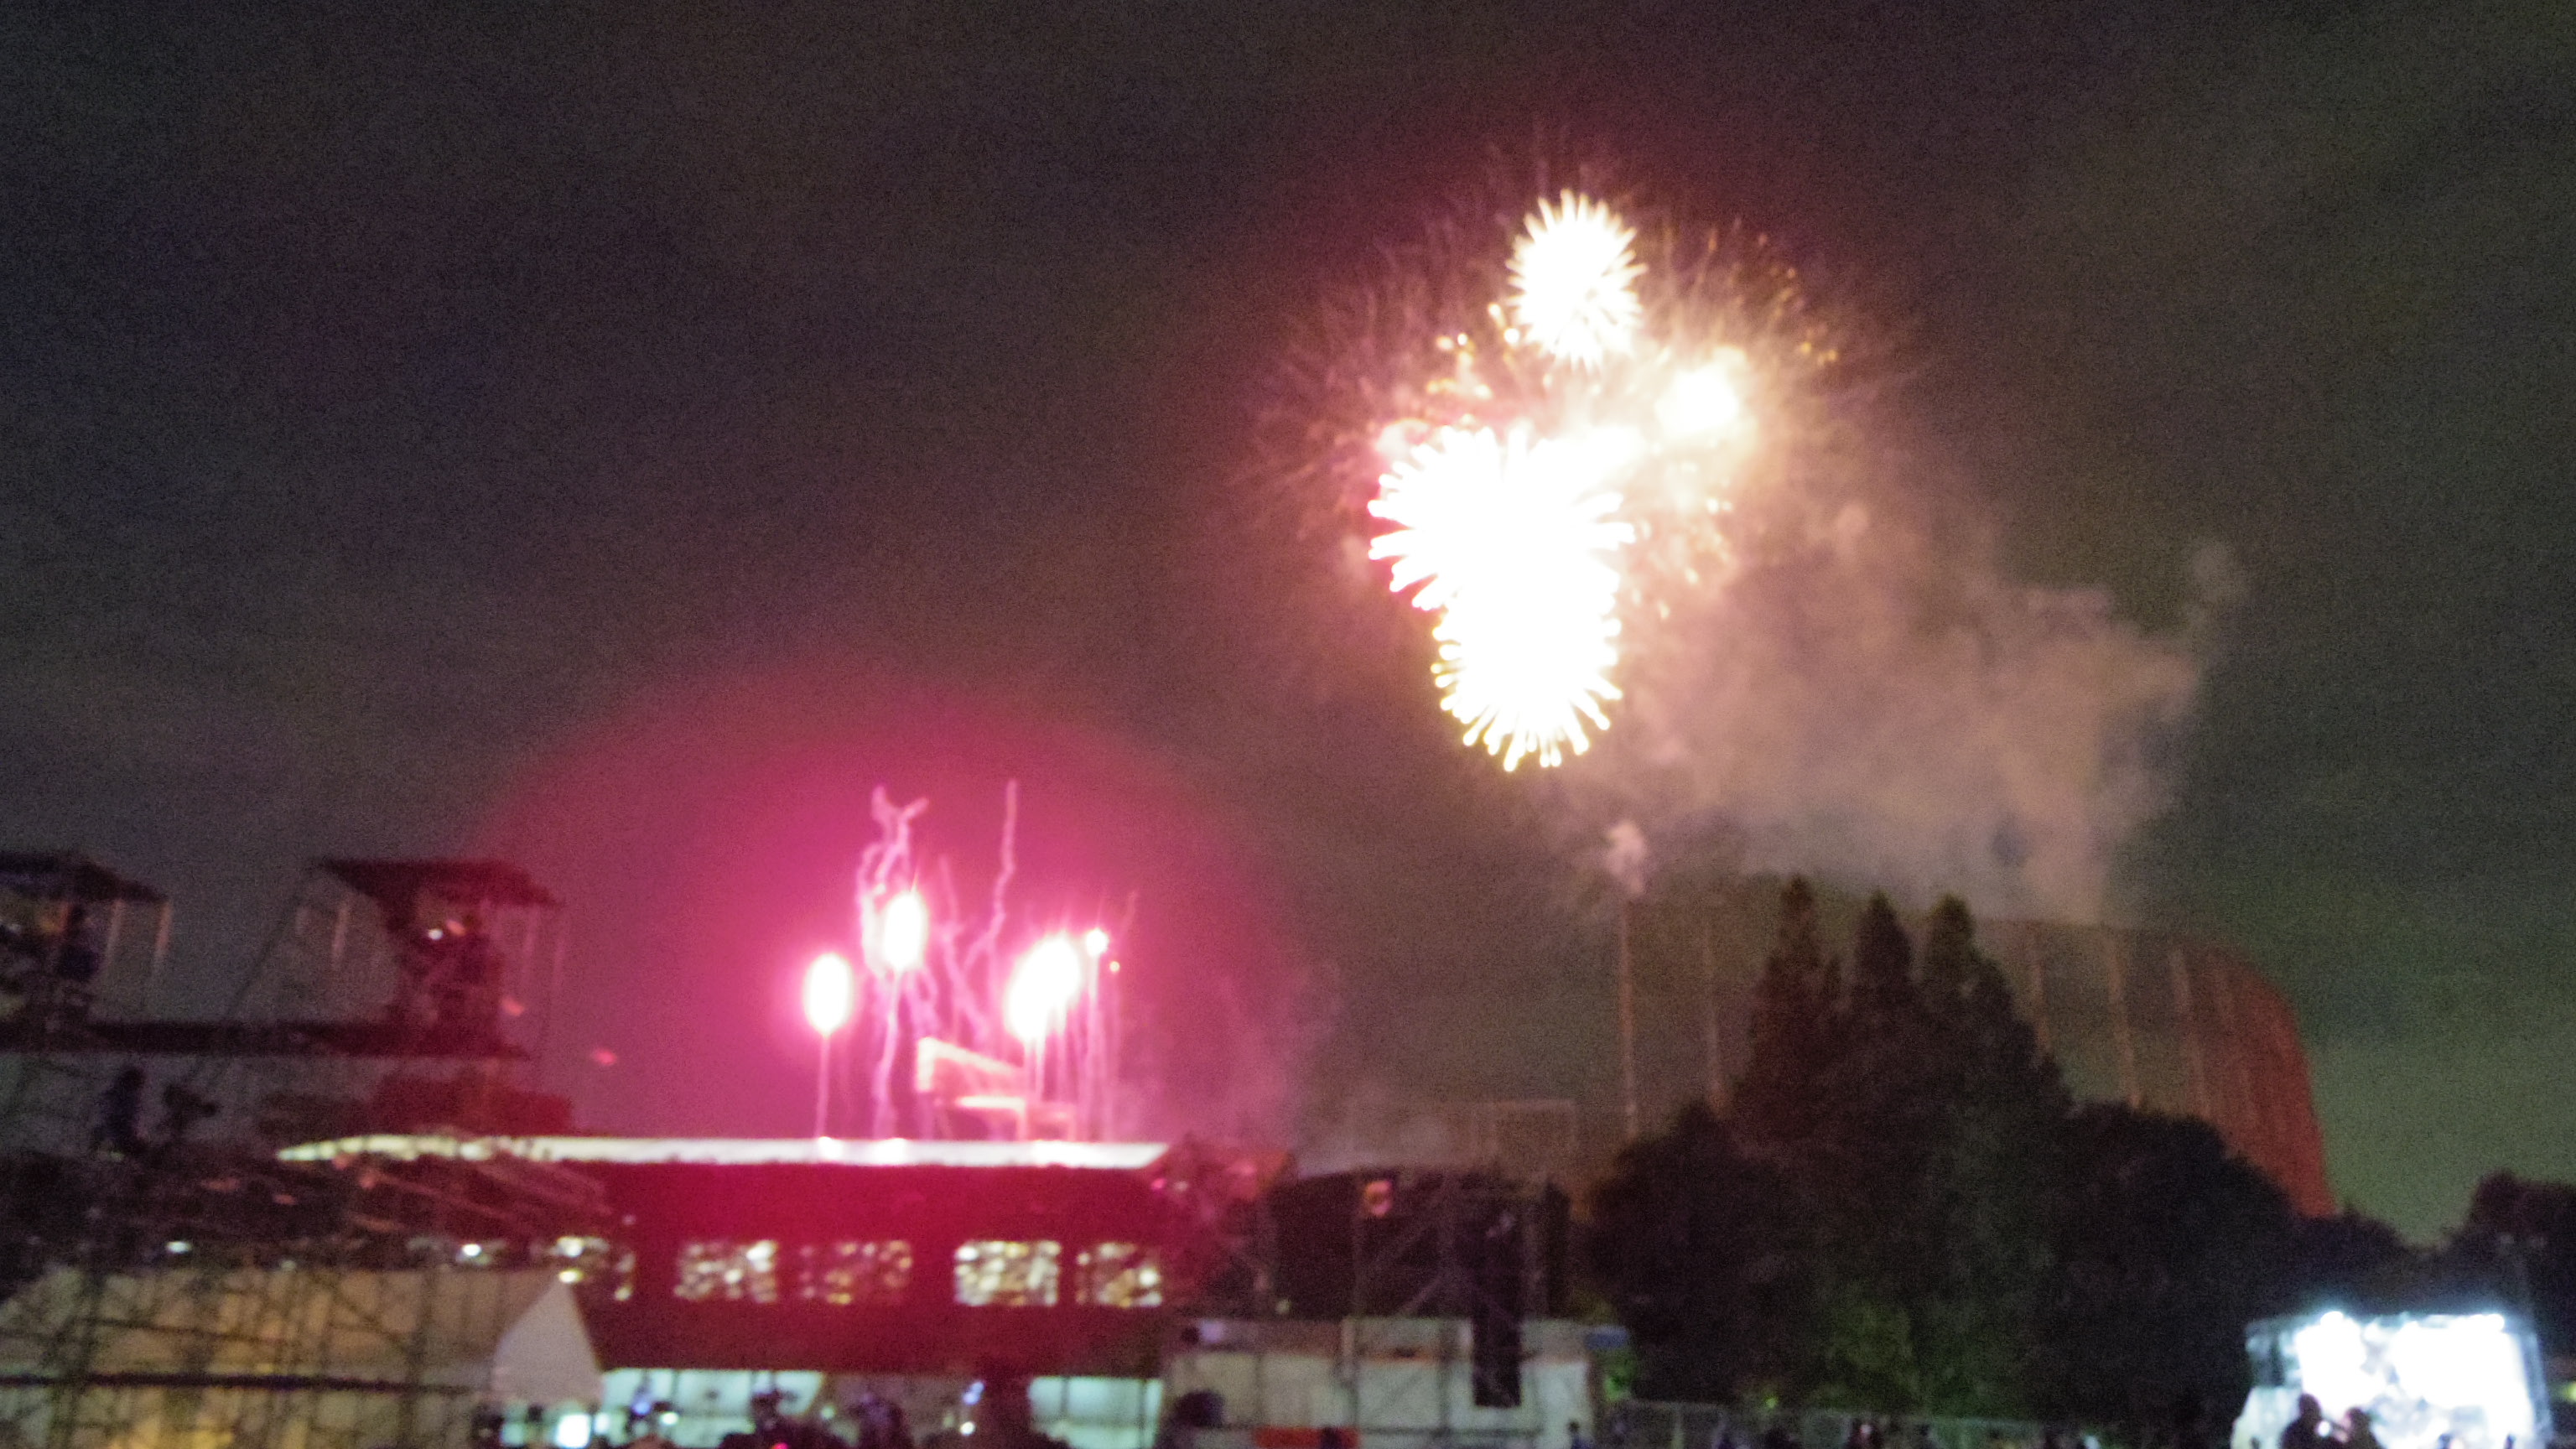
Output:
[{"xmin": 1349, "ymin": 876, "xmax": 2334, "ymax": 1218}]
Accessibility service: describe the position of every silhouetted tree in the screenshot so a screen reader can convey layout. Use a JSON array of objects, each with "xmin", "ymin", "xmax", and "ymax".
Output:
[
  {"xmin": 1732, "ymin": 890, "xmax": 2069, "ymax": 1414},
  {"xmin": 2039, "ymin": 1104, "xmax": 2299, "ymax": 1428},
  {"xmin": 2282, "ymin": 1209, "xmax": 2419, "ymax": 1312},
  {"xmin": 1588, "ymin": 878, "xmax": 2344, "ymax": 1429},
  {"xmin": 1809, "ymin": 895, "xmax": 1945, "ymax": 1410},
  {"xmin": 1797, "ymin": 896, "xmax": 2069, "ymax": 1415},
  {"xmin": 1588, "ymin": 1100, "xmax": 1807, "ymax": 1402},
  {"xmin": 1846, "ymin": 892, "xmax": 1916, "ymax": 1026},
  {"xmin": 2448, "ymin": 1172, "xmax": 2576, "ymax": 1353},
  {"xmin": 1909, "ymin": 896, "xmax": 2069, "ymax": 1416},
  {"xmin": 1734, "ymin": 877, "xmax": 1841, "ymax": 1150}
]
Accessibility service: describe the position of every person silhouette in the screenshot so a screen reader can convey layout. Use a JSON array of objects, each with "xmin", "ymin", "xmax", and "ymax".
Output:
[{"xmin": 2281, "ymin": 1397, "xmax": 2329, "ymax": 1449}]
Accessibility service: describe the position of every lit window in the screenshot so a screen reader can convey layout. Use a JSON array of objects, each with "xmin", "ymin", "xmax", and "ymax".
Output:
[
  {"xmin": 953, "ymin": 1240, "xmax": 1060, "ymax": 1307},
  {"xmin": 804, "ymin": 1241, "xmax": 913, "ymax": 1306},
  {"xmin": 548, "ymin": 1236, "xmax": 621, "ymax": 1287},
  {"xmin": 674, "ymin": 1240, "xmax": 780, "ymax": 1303},
  {"xmin": 1075, "ymin": 1243, "xmax": 1164, "ymax": 1309}
]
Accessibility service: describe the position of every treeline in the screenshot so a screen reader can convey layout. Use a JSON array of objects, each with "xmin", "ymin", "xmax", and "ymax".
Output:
[{"xmin": 1584, "ymin": 880, "xmax": 2565, "ymax": 1434}]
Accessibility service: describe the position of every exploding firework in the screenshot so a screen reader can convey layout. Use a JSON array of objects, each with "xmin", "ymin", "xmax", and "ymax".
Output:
[
  {"xmin": 1262, "ymin": 175, "xmax": 2202, "ymax": 918},
  {"xmin": 1368, "ymin": 424, "xmax": 1634, "ymax": 769},
  {"xmin": 1338, "ymin": 187, "xmax": 1811, "ymax": 769},
  {"xmin": 1509, "ymin": 192, "xmax": 1644, "ymax": 368}
]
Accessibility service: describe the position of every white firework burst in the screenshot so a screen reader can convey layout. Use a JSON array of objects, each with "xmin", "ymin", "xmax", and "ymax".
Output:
[
  {"xmin": 1369, "ymin": 424, "xmax": 1637, "ymax": 769},
  {"xmin": 1508, "ymin": 191, "xmax": 1644, "ymax": 369}
]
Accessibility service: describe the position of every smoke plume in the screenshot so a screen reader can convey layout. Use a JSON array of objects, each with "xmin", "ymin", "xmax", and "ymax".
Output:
[
  {"xmin": 1602, "ymin": 818, "xmax": 1652, "ymax": 899},
  {"xmin": 1587, "ymin": 491, "xmax": 2218, "ymax": 922}
]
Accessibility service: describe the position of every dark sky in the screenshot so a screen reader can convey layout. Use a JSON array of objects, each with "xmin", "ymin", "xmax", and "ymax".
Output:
[{"xmin": 3, "ymin": 0, "xmax": 2570, "ymax": 1238}]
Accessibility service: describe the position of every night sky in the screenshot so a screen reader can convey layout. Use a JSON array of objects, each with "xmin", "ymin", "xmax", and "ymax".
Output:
[{"xmin": 4, "ymin": 0, "xmax": 2571, "ymax": 1239}]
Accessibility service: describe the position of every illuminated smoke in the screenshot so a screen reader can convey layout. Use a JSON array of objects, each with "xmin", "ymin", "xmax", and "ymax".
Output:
[
  {"xmin": 1597, "ymin": 498, "xmax": 2212, "ymax": 919},
  {"xmin": 1602, "ymin": 819, "xmax": 1650, "ymax": 899}
]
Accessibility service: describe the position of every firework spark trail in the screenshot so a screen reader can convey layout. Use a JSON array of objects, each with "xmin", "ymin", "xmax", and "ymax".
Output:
[
  {"xmin": 853, "ymin": 787, "xmax": 929, "ymax": 1137},
  {"xmin": 969, "ymin": 779, "xmax": 1018, "ymax": 1057},
  {"xmin": 848, "ymin": 782, "xmax": 1028, "ymax": 1135}
]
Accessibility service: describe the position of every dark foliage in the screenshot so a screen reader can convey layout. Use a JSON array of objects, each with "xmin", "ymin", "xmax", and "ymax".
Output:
[
  {"xmin": 2038, "ymin": 1105, "xmax": 2299, "ymax": 1426},
  {"xmin": 2280, "ymin": 1210, "xmax": 2419, "ymax": 1312},
  {"xmin": 1587, "ymin": 877, "xmax": 2416, "ymax": 1429},
  {"xmin": 2444, "ymin": 1173, "xmax": 2576, "ymax": 1353},
  {"xmin": 1735, "ymin": 877, "xmax": 1841, "ymax": 1151},
  {"xmin": 1588, "ymin": 1100, "xmax": 1806, "ymax": 1401}
]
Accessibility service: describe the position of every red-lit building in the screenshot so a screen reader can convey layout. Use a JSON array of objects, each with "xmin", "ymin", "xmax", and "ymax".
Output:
[{"xmin": 283, "ymin": 1137, "xmax": 1244, "ymax": 1380}]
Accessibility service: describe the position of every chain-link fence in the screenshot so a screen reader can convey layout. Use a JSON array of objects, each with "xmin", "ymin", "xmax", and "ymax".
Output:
[{"xmin": 1613, "ymin": 1400, "xmax": 2047, "ymax": 1449}]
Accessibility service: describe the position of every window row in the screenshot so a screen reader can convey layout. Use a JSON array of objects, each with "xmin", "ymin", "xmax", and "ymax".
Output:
[{"xmin": 670, "ymin": 1239, "xmax": 1163, "ymax": 1310}]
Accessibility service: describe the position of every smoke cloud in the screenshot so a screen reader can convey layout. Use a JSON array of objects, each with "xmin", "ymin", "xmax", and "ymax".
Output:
[
  {"xmin": 1602, "ymin": 818, "xmax": 1652, "ymax": 899},
  {"xmin": 1587, "ymin": 491, "xmax": 2218, "ymax": 923}
]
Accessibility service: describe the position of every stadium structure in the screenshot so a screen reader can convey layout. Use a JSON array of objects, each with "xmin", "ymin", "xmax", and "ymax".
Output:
[{"xmin": 1341, "ymin": 875, "xmax": 2334, "ymax": 1218}]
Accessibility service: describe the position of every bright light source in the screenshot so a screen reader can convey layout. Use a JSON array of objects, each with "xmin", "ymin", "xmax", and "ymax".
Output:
[
  {"xmin": 1658, "ymin": 360, "xmax": 1748, "ymax": 439},
  {"xmin": 804, "ymin": 952, "xmax": 856, "ymax": 1037},
  {"xmin": 1509, "ymin": 192, "xmax": 1643, "ymax": 368},
  {"xmin": 1369, "ymin": 424, "xmax": 1634, "ymax": 769},
  {"xmin": 553, "ymin": 1411, "xmax": 593, "ymax": 1448},
  {"xmin": 879, "ymin": 890, "xmax": 929, "ymax": 973},
  {"xmin": 1005, "ymin": 936, "xmax": 1083, "ymax": 1043},
  {"xmin": 1083, "ymin": 927, "xmax": 1110, "ymax": 958},
  {"xmin": 2241, "ymin": 1310, "xmax": 2545, "ymax": 1449}
]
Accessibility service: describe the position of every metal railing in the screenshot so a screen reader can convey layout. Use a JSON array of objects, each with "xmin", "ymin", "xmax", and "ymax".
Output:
[{"xmin": 1615, "ymin": 1400, "xmax": 2049, "ymax": 1449}]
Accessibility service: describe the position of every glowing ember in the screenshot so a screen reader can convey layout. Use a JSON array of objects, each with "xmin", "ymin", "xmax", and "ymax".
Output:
[
  {"xmin": 877, "ymin": 888, "xmax": 928, "ymax": 973},
  {"xmin": 1657, "ymin": 356, "xmax": 1750, "ymax": 439},
  {"xmin": 802, "ymin": 952, "xmax": 855, "ymax": 1037},
  {"xmin": 1005, "ymin": 935, "xmax": 1083, "ymax": 1044},
  {"xmin": 1509, "ymin": 191, "xmax": 1644, "ymax": 368}
]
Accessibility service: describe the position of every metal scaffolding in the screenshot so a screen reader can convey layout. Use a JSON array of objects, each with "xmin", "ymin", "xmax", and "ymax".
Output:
[{"xmin": 0, "ymin": 855, "xmax": 605, "ymax": 1449}]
